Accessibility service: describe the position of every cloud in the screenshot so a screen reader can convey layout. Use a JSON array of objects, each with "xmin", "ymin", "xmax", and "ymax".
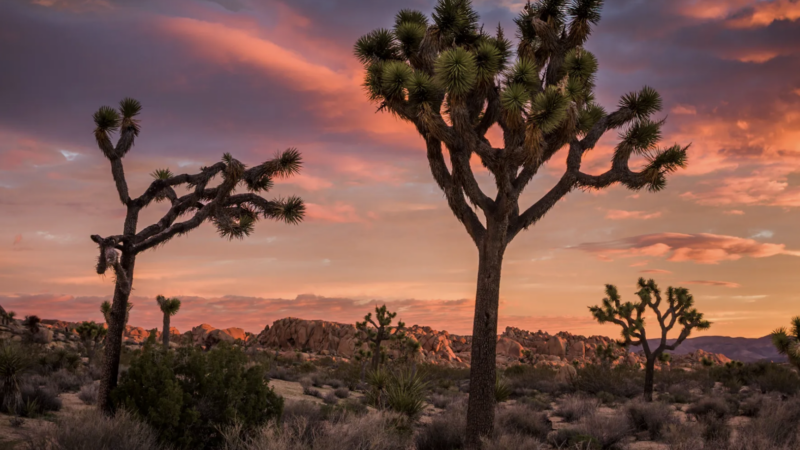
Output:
[
  {"xmin": 726, "ymin": 0, "xmax": 800, "ymax": 29},
  {"xmin": 305, "ymin": 202, "xmax": 365, "ymax": 223},
  {"xmin": 671, "ymin": 104, "xmax": 697, "ymax": 115},
  {"xmin": 574, "ymin": 232, "xmax": 800, "ymax": 264},
  {"xmin": 640, "ymin": 269, "xmax": 672, "ymax": 274},
  {"xmin": 683, "ymin": 280, "xmax": 742, "ymax": 288},
  {"xmin": 605, "ymin": 210, "xmax": 662, "ymax": 220}
]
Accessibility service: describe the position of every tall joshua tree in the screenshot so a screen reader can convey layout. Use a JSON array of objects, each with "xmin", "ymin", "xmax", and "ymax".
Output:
[
  {"xmin": 771, "ymin": 317, "xmax": 800, "ymax": 370},
  {"xmin": 356, "ymin": 305, "xmax": 406, "ymax": 371},
  {"xmin": 101, "ymin": 300, "xmax": 133, "ymax": 326},
  {"xmin": 89, "ymin": 98, "xmax": 305, "ymax": 415},
  {"xmin": 589, "ymin": 278, "xmax": 710, "ymax": 401},
  {"xmin": 155, "ymin": 295, "xmax": 181, "ymax": 349},
  {"xmin": 353, "ymin": 1, "xmax": 688, "ymax": 442}
]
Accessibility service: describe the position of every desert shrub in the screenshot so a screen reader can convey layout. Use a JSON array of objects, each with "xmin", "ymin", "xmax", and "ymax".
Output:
[
  {"xmin": 495, "ymin": 377, "xmax": 512, "ymax": 402},
  {"xmin": 663, "ymin": 383, "xmax": 694, "ymax": 404},
  {"xmin": 325, "ymin": 362, "xmax": 361, "ymax": 389},
  {"xmin": 547, "ymin": 428, "xmax": 597, "ymax": 448},
  {"xmin": 48, "ymin": 368, "xmax": 90, "ymax": 393},
  {"xmin": 78, "ymin": 382, "xmax": 99, "ymax": 405},
  {"xmin": 577, "ymin": 413, "xmax": 632, "ymax": 449},
  {"xmin": 626, "ymin": 399, "xmax": 676, "ymax": 439},
  {"xmin": 495, "ymin": 405, "xmax": 550, "ymax": 440},
  {"xmin": 334, "ymin": 387, "xmax": 349, "ymax": 399},
  {"xmin": 661, "ymin": 422, "xmax": 705, "ymax": 450},
  {"xmin": 298, "ymin": 361, "xmax": 316, "ymax": 374},
  {"xmin": 687, "ymin": 396, "xmax": 730, "ymax": 419},
  {"xmin": 700, "ymin": 415, "xmax": 731, "ymax": 443},
  {"xmin": 418, "ymin": 363, "xmax": 470, "ymax": 390},
  {"xmin": 326, "ymin": 378, "xmax": 345, "ymax": 389},
  {"xmin": 415, "ymin": 406, "xmax": 466, "ymax": 450},
  {"xmin": 517, "ymin": 392, "xmax": 551, "ymax": 411},
  {"xmin": 385, "ymin": 369, "xmax": 428, "ymax": 419},
  {"xmin": 25, "ymin": 409, "xmax": 164, "ymax": 450},
  {"xmin": 482, "ymin": 433, "xmax": 547, "ymax": 450},
  {"xmin": 575, "ymin": 364, "xmax": 642, "ymax": 398},
  {"xmin": 268, "ymin": 366, "xmax": 299, "ymax": 382},
  {"xmin": 322, "ymin": 392, "xmax": 338, "ymax": 405},
  {"xmin": 595, "ymin": 391, "xmax": 616, "ymax": 405},
  {"xmin": 504, "ymin": 365, "xmax": 561, "ymax": 395},
  {"xmin": 14, "ymin": 383, "xmax": 61, "ymax": 416},
  {"xmin": 745, "ymin": 396, "xmax": 800, "ymax": 447},
  {"xmin": 753, "ymin": 366, "xmax": 800, "ymax": 395},
  {"xmin": 429, "ymin": 393, "xmax": 452, "ymax": 409},
  {"xmin": 34, "ymin": 348, "xmax": 81, "ymax": 375},
  {"xmin": 365, "ymin": 367, "xmax": 390, "ymax": 408},
  {"xmin": 710, "ymin": 361, "xmax": 800, "ymax": 395},
  {"xmin": 740, "ymin": 394, "xmax": 764, "ymax": 417},
  {"xmin": 113, "ymin": 342, "xmax": 283, "ymax": 449},
  {"xmin": 0, "ymin": 341, "xmax": 31, "ymax": 413},
  {"xmin": 554, "ymin": 394, "xmax": 598, "ymax": 422}
]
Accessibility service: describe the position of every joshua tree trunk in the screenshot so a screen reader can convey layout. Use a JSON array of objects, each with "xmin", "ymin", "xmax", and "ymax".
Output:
[
  {"xmin": 98, "ymin": 250, "xmax": 136, "ymax": 415},
  {"xmin": 162, "ymin": 313, "xmax": 170, "ymax": 349},
  {"xmin": 643, "ymin": 356, "xmax": 656, "ymax": 402},
  {"xmin": 370, "ymin": 338, "xmax": 383, "ymax": 371},
  {"xmin": 466, "ymin": 221, "xmax": 507, "ymax": 448}
]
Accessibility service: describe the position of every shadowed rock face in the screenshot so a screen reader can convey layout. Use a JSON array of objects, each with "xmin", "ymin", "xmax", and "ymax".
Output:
[{"xmin": 1, "ymin": 314, "xmax": 744, "ymax": 369}]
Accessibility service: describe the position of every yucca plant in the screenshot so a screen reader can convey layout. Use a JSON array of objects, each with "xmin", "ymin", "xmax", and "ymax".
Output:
[
  {"xmin": 772, "ymin": 317, "xmax": 800, "ymax": 371},
  {"xmin": 89, "ymin": 98, "xmax": 305, "ymax": 415},
  {"xmin": 589, "ymin": 278, "xmax": 711, "ymax": 402},
  {"xmin": 0, "ymin": 343, "xmax": 30, "ymax": 415},
  {"xmin": 156, "ymin": 295, "xmax": 181, "ymax": 349},
  {"xmin": 366, "ymin": 367, "xmax": 390, "ymax": 409},
  {"xmin": 494, "ymin": 376, "xmax": 512, "ymax": 403},
  {"xmin": 354, "ymin": 1, "xmax": 688, "ymax": 444},
  {"xmin": 385, "ymin": 369, "xmax": 429, "ymax": 420}
]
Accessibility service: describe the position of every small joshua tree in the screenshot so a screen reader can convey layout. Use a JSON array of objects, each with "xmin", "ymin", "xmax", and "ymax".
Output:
[
  {"xmin": 74, "ymin": 321, "xmax": 107, "ymax": 359},
  {"xmin": 590, "ymin": 278, "xmax": 710, "ymax": 401},
  {"xmin": 771, "ymin": 317, "xmax": 800, "ymax": 371},
  {"xmin": 354, "ymin": 1, "xmax": 689, "ymax": 442},
  {"xmin": 156, "ymin": 295, "xmax": 181, "ymax": 349},
  {"xmin": 23, "ymin": 315, "xmax": 40, "ymax": 336},
  {"xmin": 89, "ymin": 98, "xmax": 305, "ymax": 414},
  {"xmin": 356, "ymin": 305, "xmax": 406, "ymax": 371}
]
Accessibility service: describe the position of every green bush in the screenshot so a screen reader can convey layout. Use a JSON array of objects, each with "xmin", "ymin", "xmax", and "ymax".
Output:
[
  {"xmin": 385, "ymin": 369, "xmax": 428, "ymax": 419},
  {"xmin": 575, "ymin": 364, "xmax": 642, "ymax": 398},
  {"xmin": 113, "ymin": 342, "xmax": 283, "ymax": 449},
  {"xmin": 626, "ymin": 399, "xmax": 676, "ymax": 439}
]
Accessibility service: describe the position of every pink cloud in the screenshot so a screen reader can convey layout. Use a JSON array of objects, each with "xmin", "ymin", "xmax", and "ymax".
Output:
[
  {"xmin": 640, "ymin": 269, "xmax": 672, "ymax": 274},
  {"xmin": 575, "ymin": 232, "xmax": 800, "ymax": 265},
  {"xmin": 683, "ymin": 280, "xmax": 741, "ymax": 288},
  {"xmin": 671, "ymin": 104, "xmax": 697, "ymax": 115},
  {"xmin": 305, "ymin": 202, "xmax": 365, "ymax": 223},
  {"xmin": 726, "ymin": 0, "xmax": 800, "ymax": 29},
  {"xmin": 606, "ymin": 210, "xmax": 662, "ymax": 220}
]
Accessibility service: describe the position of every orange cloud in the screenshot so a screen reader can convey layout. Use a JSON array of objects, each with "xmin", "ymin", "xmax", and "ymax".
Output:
[
  {"xmin": 683, "ymin": 280, "xmax": 742, "ymax": 288},
  {"xmin": 727, "ymin": 0, "xmax": 800, "ymax": 28},
  {"xmin": 575, "ymin": 232, "xmax": 800, "ymax": 264},
  {"xmin": 671, "ymin": 104, "xmax": 697, "ymax": 115},
  {"xmin": 606, "ymin": 210, "xmax": 662, "ymax": 220},
  {"xmin": 640, "ymin": 269, "xmax": 672, "ymax": 274}
]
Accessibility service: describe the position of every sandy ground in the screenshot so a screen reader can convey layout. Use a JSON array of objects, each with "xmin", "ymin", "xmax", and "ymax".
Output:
[{"xmin": 0, "ymin": 392, "xmax": 92, "ymax": 449}]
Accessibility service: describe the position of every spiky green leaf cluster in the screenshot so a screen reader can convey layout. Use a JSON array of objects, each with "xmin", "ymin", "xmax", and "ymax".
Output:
[
  {"xmin": 213, "ymin": 207, "xmax": 256, "ymax": 240},
  {"xmin": 151, "ymin": 168, "xmax": 173, "ymax": 181},
  {"xmin": 474, "ymin": 42, "xmax": 502, "ymax": 84},
  {"xmin": 500, "ymin": 83, "xmax": 530, "ymax": 114},
  {"xmin": 354, "ymin": 29, "xmax": 399, "ymax": 64},
  {"xmin": 530, "ymin": 86, "xmax": 569, "ymax": 133},
  {"xmin": 432, "ymin": 0, "xmax": 480, "ymax": 45},
  {"xmin": 641, "ymin": 144, "xmax": 688, "ymax": 192},
  {"xmin": 620, "ymin": 86, "xmax": 662, "ymax": 119},
  {"xmin": 156, "ymin": 295, "xmax": 182, "ymax": 316},
  {"xmin": 620, "ymin": 118, "xmax": 663, "ymax": 154},
  {"xmin": 395, "ymin": 9, "xmax": 429, "ymax": 27},
  {"xmin": 506, "ymin": 58, "xmax": 540, "ymax": 90},
  {"xmin": 406, "ymin": 71, "xmax": 439, "ymax": 106},
  {"xmin": 434, "ymin": 47, "xmax": 477, "ymax": 96},
  {"xmin": 93, "ymin": 106, "xmax": 121, "ymax": 133},
  {"xmin": 382, "ymin": 60, "xmax": 414, "ymax": 100}
]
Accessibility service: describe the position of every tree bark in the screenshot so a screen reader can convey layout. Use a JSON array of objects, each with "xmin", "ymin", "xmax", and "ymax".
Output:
[
  {"xmin": 643, "ymin": 356, "xmax": 656, "ymax": 402},
  {"xmin": 162, "ymin": 314, "xmax": 170, "ymax": 349},
  {"xmin": 97, "ymin": 251, "xmax": 136, "ymax": 415},
  {"xmin": 370, "ymin": 337, "xmax": 382, "ymax": 371},
  {"xmin": 465, "ymin": 222, "xmax": 507, "ymax": 449}
]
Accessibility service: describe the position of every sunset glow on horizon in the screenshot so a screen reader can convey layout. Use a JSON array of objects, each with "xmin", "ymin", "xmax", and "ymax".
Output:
[{"xmin": 2, "ymin": 0, "xmax": 799, "ymax": 338}]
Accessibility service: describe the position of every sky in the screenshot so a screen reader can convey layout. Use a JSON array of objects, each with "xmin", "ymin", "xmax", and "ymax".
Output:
[{"xmin": 1, "ymin": 0, "xmax": 799, "ymax": 338}]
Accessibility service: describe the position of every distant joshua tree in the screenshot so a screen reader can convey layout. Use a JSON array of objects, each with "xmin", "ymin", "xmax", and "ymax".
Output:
[
  {"xmin": 771, "ymin": 316, "xmax": 800, "ymax": 371},
  {"xmin": 590, "ymin": 278, "xmax": 710, "ymax": 401},
  {"xmin": 156, "ymin": 295, "xmax": 181, "ymax": 349},
  {"xmin": 353, "ymin": 1, "xmax": 689, "ymax": 442},
  {"xmin": 23, "ymin": 315, "xmax": 40, "ymax": 336},
  {"xmin": 74, "ymin": 321, "xmax": 107, "ymax": 359},
  {"xmin": 356, "ymin": 305, "xmax": 406, "ymax": 371},
  {"xmin": 89, "ymin": 98, "xmax": 305, "ymax": 415}
]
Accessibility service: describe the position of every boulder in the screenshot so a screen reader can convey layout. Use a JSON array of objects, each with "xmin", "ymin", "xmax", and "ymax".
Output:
[
  {"xmin": 566, "ymin": 341, "xmax": 585, "ymax": 361},
  {"xmin": 555, "ymin": 364, "xmax": 578, "ymax": 384},
  {"xmin": 547, "ymin": 336, "xmax": 566, "ymax": 359},
  {"xmin": 496, "ymin": 337, "xmax": 523, "ymax": 359}
]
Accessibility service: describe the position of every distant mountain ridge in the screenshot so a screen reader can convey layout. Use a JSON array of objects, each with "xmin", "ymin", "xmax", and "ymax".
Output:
[{"xmin": 645, "ymin": 335, "xmax": 785, "ymax": 363}]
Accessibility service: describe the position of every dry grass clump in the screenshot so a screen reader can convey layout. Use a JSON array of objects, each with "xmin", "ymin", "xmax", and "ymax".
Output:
[
  {"xmin": 333, "ymin": 387, "xmax": 350, "ymax": 399},
  {"xmin": 77, "ymin": 382, "xmax": 99, "ymax": 405},
  {"xmin": 415, "ymin": 403, "xmax": 466, "ymax": 450},
  {"xmin": 625, "ymin": 399, "xmax": 676, "ymax": 439},
  {"xmin": 553, "ymin": 394, "xmax": 599, "ymax": 422},
  {"xmin": 481, "ymin": 433, "xmax": 547, "ymax": 450},
  {"xmin": 25, "ymin": 409, "xmax": 165, "ymax": 450},
  {"xmin": 495, "ymin": 404, "xmax": 550, "ymax": 441},
  {"xmin": 575, "ymin": 413, "xmax": 632, "ymax": 449},
  {"xmin": 222, "ymin": 412, "xmax": 410, "ymax": 450}
]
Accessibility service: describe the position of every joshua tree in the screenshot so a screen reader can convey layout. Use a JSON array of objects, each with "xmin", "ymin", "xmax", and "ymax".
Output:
[
  {"xmin": 771, "ymin": 317, "xmax": 800, "ymax": 370},
  {"xmin": 353, "ymin": 1, "xmax": 688, "ymax": 441},
  {"xmin": 589, "ymin": 278, "xmax": 710, "ymax": 401},
  {"xmin": 101, "ymin": 300, "xmax": 133, "ymax": 326},
  {"xmin": 89, "ymin": 98, "xmax": 305, "ymax": 415},
  {"xmin": 0, "ymin": 306, "xmax": 15, "ymax": 326},
  {"xmin": 22, "ymin": 315, "xmax": 40, "ymax": 336},
  {"xmin": 74, "ymin": 321, "xmax": 107, "ymax": 359},
  {"xmin": 356, "ymin": 305, "xmax": 406, "ymax": 371},
  {"xmin": 155, "ymin": 295, "xmax": 181, "ymax": 349}
]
